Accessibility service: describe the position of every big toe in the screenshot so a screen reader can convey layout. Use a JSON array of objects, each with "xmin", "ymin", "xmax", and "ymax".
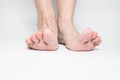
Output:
[
  {"xmin": 80, "ymin": 28, "xmax": 94, "ymax": 44},
  {"xmin": 43, "ymin": 29, "xmax": 58, "ymax": 50}
]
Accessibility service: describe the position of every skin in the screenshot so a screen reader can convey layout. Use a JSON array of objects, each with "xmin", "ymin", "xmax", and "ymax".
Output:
[
  {"xmin": 26, "ymin": 0, "xmax": 58, "ymax": 50},
  {"xmin": 25, "ymin": 0, "xmax": 102, "ymax": 51}
]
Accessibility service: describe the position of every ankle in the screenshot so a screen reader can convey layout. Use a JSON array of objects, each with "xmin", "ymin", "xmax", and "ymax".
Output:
[
  {"xmin": 58, "ymin": 16, "xmax": 79, "ymax": 37},
  {"xmin": 58, "ymin": 16, "xmax": 73, "ymax": 25},
  {"xmin": 38, "ymin": 14, "xmax": 56, "ymax": 24},
  {"xmin": 38, "ymin": 15, "xmax": 57, "ymax": 29},
  {"xmin": 58, "ymin": 16, "xmax": 74, "ymax": 31}
]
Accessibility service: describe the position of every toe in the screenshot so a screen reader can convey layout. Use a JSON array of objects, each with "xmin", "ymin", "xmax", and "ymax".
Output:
[
  {"xmin": 92, "ymin": 36, "xmax": 100, "ymax": 46},
  {"xmin": 80, "ymin": 28, "xmax": 94, "ymax": 44},
  {"xmin": 92, "ymin": 31, "xmax": 98, "ymax": 40},
  {"xmin": 96, "ymin": 38, "xmax": 102, "ymax": 46},
  {"xmin": 31, "ymin": 34, "xmax": 39, "ymax": 44},
  {"xmin": 35, "ymin": 31, "xmax": 42, "ymax": 40},
  {"xmin": 43, "ymin": 29, "xmax": 57, "ymax": 45},
  {"xmin": 25, "ymin": 37, "xmax": 33, "ymax": 45},
  {"xmin": 43, "ymin": 29, "xmax": 58, "ymax": 50}
]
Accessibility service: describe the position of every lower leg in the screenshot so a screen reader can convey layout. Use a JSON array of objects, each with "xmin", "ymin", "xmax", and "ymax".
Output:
[
  {"xmin": 57, "ymin": 0, "xmax": 76, "ymax": 23},
  {"xmin": 25, "ymin": 0, "xmax": 58, "ymax": 50},
  {"xmin": 35, "ymin": 0, "xmax": 57, "ymax": 32},
  {"xmin": 57, "ymin": 0, "xmax": 76, "ymax": 29},
  {"xmin": 57, "ymin": 0, "xmax": 79, "ymax": 43},
  {"xmin": 57, "ymin": 0, "xmax": 102, "ymax": 51}
]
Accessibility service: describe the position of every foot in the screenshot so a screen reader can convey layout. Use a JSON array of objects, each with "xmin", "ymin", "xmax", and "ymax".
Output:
[
  {"xmin": 25, "ymin": 17, "xmax": 58, "ymax": 51},
  {"xmin": 58, "ymin": 23, "xmax": 102, "ymax": 51}
]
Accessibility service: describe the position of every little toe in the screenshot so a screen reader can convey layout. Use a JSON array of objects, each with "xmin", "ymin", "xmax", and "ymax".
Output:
[
  {"xmin": 92, "ymin": 36, "xmax": 100, "ymax": 46},
  {"xmin": 25, "ymin": 38, "xmax": 33, "ymax": 45},
  {"xmin": 96, "ymin": 38, "xmax": 102, "ymax": 46}
]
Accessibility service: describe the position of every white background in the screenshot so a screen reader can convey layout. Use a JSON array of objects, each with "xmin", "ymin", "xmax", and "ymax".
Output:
[{"xmin": 0, "ymin": 0, "xmax": 120, "ymax": 80}]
